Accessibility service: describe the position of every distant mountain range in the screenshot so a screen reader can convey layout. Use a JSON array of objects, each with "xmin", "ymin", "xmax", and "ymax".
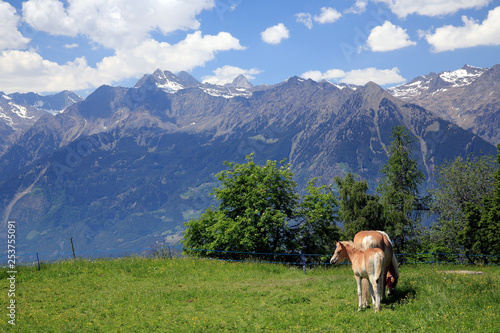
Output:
[
  {"xmin": 0, "ymin": 65, "xmax": 498, "ymax": 257},
  {"xmin": 0, "ymin": 91, "xmax": 83, "ymax": 155}
]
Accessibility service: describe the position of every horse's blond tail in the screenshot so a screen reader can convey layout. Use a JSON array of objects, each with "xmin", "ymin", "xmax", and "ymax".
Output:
[
  {"xmin": 361, "ymin": 278, "xmax": 370, "ymax": 307},
  {"xmin": 377, "ymin": 230, "xmax": 393, "ymax": 245}
]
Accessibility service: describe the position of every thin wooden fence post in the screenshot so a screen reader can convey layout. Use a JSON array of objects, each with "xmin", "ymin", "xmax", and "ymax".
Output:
[
  {"xmin": 302, "ymin": 254, "xmax": 306, "ymax": 275},
  {"xmin": 70, "ymin": 237, "xmax": 76, "ymax": 260},
  {"xmin": 36, "ymin": 252, "xmax": 41, "ymax": 271}
]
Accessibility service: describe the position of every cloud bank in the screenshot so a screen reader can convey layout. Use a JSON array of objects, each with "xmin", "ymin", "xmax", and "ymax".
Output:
[
  {"xmin": 0, "ymin": 0, "xmax": 246, "ymax": 93},
  {"xmin": 374, "ymin": 0, "xmax": 491, "ymax": 18},
  {"xmin": 301, "ymin": 67, "xmax": 406, "ymax": 86},
  {"xmin": 423, "ymin": 6, "xmax": 500, "ymax": 52},
  {"xmin": 202, "ymin": 66, "xmax": 263, "ymax": 85}
]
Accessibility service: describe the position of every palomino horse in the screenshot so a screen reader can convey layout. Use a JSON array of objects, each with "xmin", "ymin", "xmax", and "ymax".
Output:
[
  {"xmin": 354, "ymin": 230, "xmax": 399, "ymax": 306},
  {"xmin": 330, "ymin": 241, "xmax": 386, "ymax": 312}
]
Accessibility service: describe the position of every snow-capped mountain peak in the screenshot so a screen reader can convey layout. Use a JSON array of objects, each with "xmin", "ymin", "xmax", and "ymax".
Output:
[
  {"xmin": 438, "ymin": 65, "xmax": 485, "ymax": 87},
  {"xmin": 388, "ymin": 65, "xmax": 487, "ymax": 100},
  {"xmin": 135, "ymin": 70, "xmax": 257, "ymax": 99},
  {"xmin": 153, "ymin": 69, "xmax": 185, "ymax": 92}
]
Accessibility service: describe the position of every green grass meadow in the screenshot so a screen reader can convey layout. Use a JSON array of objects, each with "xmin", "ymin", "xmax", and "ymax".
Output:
[{"xmin": 2, "ymin": 257, "xmax": 499, "ymax": 332}]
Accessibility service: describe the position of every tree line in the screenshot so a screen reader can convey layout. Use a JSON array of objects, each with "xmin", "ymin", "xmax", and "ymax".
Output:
[{"xmin": 183, "ymin": 125, "xmax": 500, "ymax": 263}]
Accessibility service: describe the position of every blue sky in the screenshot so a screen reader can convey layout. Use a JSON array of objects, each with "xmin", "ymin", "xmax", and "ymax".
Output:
[{"xmin": 1, "ymin": 0, "xmax": 499, "ymax": 97}]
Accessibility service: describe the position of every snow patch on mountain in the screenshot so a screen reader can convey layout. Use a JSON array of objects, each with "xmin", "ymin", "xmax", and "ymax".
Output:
[
  {"xmin": 9, "ymin": 103, "xmax": 33, "ymax": 119},
  {"xmin": 439, "ymin": 66, "xmax": 485, "ymax": 87},
  {"xmin": 388, "ymin": 65, "xmax": 487, "ymax": 100}
]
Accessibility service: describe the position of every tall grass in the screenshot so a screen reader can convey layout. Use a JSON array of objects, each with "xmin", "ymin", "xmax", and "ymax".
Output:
[{"xmin": 1, "ymin": 257, "xmax": 499, "ymax": 332}]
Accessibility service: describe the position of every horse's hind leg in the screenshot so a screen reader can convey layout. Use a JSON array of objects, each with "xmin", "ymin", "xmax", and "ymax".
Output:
[
  {"xmin": 355, "ymin": 275, "xmax": 363, "ymax": 311},
  {"xmin": 369, "ymin": 277, "xmax": 381, "ymax": 312},
  {"xmin": 367, "ymin": 279, "xmax": 375, "ymax": 306}
]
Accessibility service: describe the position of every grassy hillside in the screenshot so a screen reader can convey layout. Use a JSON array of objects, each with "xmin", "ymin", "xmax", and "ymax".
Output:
[{"xmin": 2, "ymin": 257, "xmax": 499, "ymax": 332}]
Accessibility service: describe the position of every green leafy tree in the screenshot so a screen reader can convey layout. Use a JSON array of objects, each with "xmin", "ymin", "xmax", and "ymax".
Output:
[
  {"xmin": 183, "ymin": 155, "xmax": 341, "ymax": 260},
  {"xmin": 377, "ymin": 125, "xmax": 426, "ymax": 253},
  {"xmin": 459, "ymin": 145, "xmax": 500, "ymax": 262},
  {"xmin": 334, "ymin": 173, "xmax": 385, "ymax": 240},
  {"xmin": 430, "ymin": 154, "xmax": 496, "ymax": 253},
  {"xmin": 294, "ymin": 178, "xmax": 340, "ymax": 256},
  {"xmin": 183, "ymin": 154, "xmax": 300, "ymax": 257}
]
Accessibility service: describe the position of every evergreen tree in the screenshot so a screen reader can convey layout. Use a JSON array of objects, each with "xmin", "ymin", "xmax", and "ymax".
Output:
[
  {"xmin": 460, "ymin": 145, "xmax": 500, "ymax": 262},
  {"xmin": 377, "ymin": 125, "xmax": 426, "ymax": 253},
  {"xmin": 334, "ymin": 173, "xmax": 385, "ymax": 240}
]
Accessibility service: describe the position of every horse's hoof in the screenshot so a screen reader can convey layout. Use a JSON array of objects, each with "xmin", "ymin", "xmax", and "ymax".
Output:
[{"xmin": 358, "ymin": 308, "xmax": 362, "ymax": 312}]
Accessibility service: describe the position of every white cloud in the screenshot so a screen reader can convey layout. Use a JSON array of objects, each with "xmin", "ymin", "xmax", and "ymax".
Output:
[
  {"xmin": 0, "ymin": 1, "xmax": 31, "ymax": 50},
  {"xmin": 201, "ymin": 65, "xmax": 263, "ymax": 85},
  {"xmin": 345, "ymin": 1, "xmax": 368, "ymax": 14},
  {"xmin": 296, "ymin": 13, "xmax": 313, "ymax": 30},
  {"xmin": 313, "ymin": 7, "xmax": 342, "ymax": 24},
  {"xmin": 424, "ymin": 6, "xmax": 500, "ymax": 52},
  {"xmin": 342, "ymin": 67, "xmax": 406, "ymax": 85},
  {"xmin": 0, "ymin": 50, "xmax": 98, "ymax": 93},
  {"xmin": 261, "ymin": 23, "xmax": 290, "ymax": 44},
  {"xmin": 301, "ymin": 67, "xmax": 406, "ymax": 86},
  {"xmin": 22, "ymin": 0, "xmax": 215, "ymax": 50},
  {"xmin": 64, "ymin": 43, "xmax": 79, "ymax": 49},
  {"xmin": 0, "ymin": 0, "xmax": 249, "ymax": 94},
  {"xmin": 97, "ymin": 32, "xmax": 245, "ymax": 79},
  {"xmin": 374, "ymin": 0, "xmax": 492, "ymax": 18},
  {"xmin": 367, "ymin": 21, "xmax": 416, "ymax": 52},
  {"xmin": 301, "ymin": 69, "xmax": 346, "ymax": 82},
  {"xmin": 0, "ymin": 32, "xmax": 244, "ymax": 94}
]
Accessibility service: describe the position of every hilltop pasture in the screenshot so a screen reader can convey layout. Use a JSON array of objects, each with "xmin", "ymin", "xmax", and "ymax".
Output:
[{"xmin": 1, "ymin": 257, "xmax": 499, "ymax": 332}]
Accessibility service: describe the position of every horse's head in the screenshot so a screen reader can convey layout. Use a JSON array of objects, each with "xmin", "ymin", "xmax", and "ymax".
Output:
[
  {"xmin": 330, "ymin": 242, "xmax": 347, "ymax": 265},
  {"xmin": 386, "ymin": 270, "xmax": 399, "ymax": 295}
]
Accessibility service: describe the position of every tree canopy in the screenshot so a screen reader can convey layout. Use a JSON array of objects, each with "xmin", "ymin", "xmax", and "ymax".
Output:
[
  {"xmin": 459, "ymin": 144, "xmax": 500, "ymax": 262},
  {"xmin": 182, "ymin": 154, "xmax": 340, "ymax": 259},
  {"xmin": 334, "ymin": 173, "xmax": 385, "ymax": 240},
  {"xmin": 182, "ymin": 128, "xmax": 499, "ymax": 264},
  {"xmin": 430, "ymin": 154, "xmax": 496, "ymax": 252}
]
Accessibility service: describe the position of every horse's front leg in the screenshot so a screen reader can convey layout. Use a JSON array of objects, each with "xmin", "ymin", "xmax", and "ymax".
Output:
[
  {"xmin": 382, "ymin": 269, "xmax": 387, "ymax": 298},
  {"xmin": 355, "ymin": 275, "xmax": 363, "ymax": 311}
]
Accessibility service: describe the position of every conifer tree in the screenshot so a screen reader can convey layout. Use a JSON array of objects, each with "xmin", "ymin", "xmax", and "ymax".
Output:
[
  {"xmin": 334, "ymin": 173, "xmax": 385, "ymax": 240},
  {"xmin": 377, "ymin": 125, "xmax": 426, "ymax": 253}
]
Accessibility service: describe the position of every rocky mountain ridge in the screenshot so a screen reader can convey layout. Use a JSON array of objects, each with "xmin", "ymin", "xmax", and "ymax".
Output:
[
  {"xmin": 0, "ymin": 91, "xmax": 83, "ymax": 156},
  {"xmin": 388, "ymin": 64, "xmax": 500, "ymax": 145},
  {"xmin": 0, "ymin": 66, "xmax": 497, "ymax": 257}
]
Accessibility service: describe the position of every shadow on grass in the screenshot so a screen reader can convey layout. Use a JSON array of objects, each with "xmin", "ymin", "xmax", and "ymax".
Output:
[{"xmin": 382, "ymin": 285, "xmax": 417, "ymax": 309}]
